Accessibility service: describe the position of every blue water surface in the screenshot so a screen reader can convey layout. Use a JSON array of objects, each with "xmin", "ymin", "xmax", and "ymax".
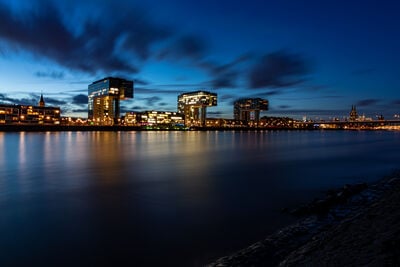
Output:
[{"xmin": 0, "ymin": 130, "xmax": 399, "ymax": 266}]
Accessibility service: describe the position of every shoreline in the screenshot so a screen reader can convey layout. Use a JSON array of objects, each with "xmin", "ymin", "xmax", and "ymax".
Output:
[
  {"xmin": 0, "ymin": 124, "xmax": 312, "ymax": 132},
  {"xmin": 0, "ymin": 124, "xmax": 396, "ymax": 132},
  {"xmin": 208, "ymin": 172, "xmax": 400, "ymax": 266}
]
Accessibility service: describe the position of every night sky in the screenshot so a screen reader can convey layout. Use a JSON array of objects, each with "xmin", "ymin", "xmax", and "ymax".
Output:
[{"xmin": 0, "ymin": 0, "xmax": 399, "ymax": 120}]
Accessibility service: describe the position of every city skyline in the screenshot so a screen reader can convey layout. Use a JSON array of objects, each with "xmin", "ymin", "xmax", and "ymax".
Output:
[{"xmin": 1, "ymin": 0, "xmax": 400, "ymax": 120}]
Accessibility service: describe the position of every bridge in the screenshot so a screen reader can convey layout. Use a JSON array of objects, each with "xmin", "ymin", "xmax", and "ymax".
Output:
[{"xmin": 293, "ymin": 120, "xmax": 400, "ymax": 129}]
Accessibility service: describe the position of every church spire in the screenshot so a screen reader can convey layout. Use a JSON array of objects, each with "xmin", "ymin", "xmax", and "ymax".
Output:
[
  {"xmin": 39, "ymin": 92, "xmax": 45, "ymax": 107},
  {"xmin": 350, "ymin": 105, "xmax": 358, "ymax": 121}
]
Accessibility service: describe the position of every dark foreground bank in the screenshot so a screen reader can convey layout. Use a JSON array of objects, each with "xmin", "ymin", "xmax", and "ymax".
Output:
[{"xmin": 208, "ymin": 173, "xmax": 400, "ymax": 266}]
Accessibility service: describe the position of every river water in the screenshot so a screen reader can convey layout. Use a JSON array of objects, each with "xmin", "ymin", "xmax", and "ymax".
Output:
[{"xmin": 0, "ymin": 130, "xmax": 399, "ymax": 266}]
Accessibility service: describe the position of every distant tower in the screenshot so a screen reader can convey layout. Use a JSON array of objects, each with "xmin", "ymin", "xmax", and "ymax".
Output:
[
  {"xmin": 349, "ymin": 105, "xmax": 358, "ymax": 121},
  {"xmin": 39, "ymin": 93, "xmax": 45, "ymax": 107}
]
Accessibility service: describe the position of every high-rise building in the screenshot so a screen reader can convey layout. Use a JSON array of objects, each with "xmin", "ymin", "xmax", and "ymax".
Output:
[
  {"xmin": 233, "ymin": 98, "xmax": 269, "ymax": 122},
  {"xmin": 88, "ymin": 77, "xmax": 133, "ymax": 125},
  {"xmin": 177, "ymin": 91, "xmax": 217, "ymax": 126}
]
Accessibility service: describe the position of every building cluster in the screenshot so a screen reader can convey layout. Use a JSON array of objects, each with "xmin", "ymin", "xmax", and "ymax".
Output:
[
  {"xmin": 0, "ymin": 76, "xmax": 273, "ymax": 127},
  {"xmin": 11, "ymin": 76, "xmax": 390, "ymax": 129},
  {"xmin": 86, "ymin": 77, "xmax": 271, "ymax": 128},
  {"xmin": 348, "ymin": 105, "xmax": 383, "ymax": 122},
  {"xmin": 0, "ymin": 93, "xmax": 61, "ymax": 125},
  {"xmin": 124, "ymin": 111, "xmax": 184, "ymax": 128},
  {"xmin": 3, "ymin": 76, "xmax": 394, "ymax": 129}
]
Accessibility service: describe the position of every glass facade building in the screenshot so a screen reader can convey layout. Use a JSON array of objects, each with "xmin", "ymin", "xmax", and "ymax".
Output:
[
  {"xmin": 233, "ymin": 98, "xmax": 269, "ymax": 122},
  {"xmin": 177, "ymin": 91, "xmax": 217, "ymax": 126},
  {"xmin": 88, "ymin": 77, "xmax": 133, "ymax": 125}
]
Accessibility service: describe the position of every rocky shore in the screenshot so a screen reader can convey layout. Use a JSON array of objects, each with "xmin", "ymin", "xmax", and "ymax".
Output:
[{"xmin": 208, "ymin": 173, "xmax": 400, "ymax": 266}]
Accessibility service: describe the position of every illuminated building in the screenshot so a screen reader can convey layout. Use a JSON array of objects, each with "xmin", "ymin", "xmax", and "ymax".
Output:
[
  {"xmin": 88, "ymin": 77, "xmax": 133, "ymax": 125},
  {"xmin": 0, "ymin": 94, "xmax": 61, "ymax": 124},
  {"xmin": 349, "ymin": 105, "xmax": 358, "ymax": 121},
  {"xmin": 233, "ymin": 98, "xmax": 269, "ymax": 122},
  {"xmin": 177, "ymin": 90, "xmax": 217, "ymax": 126},
  {"xmin": 124, "ymin": 111, "xmax": 184, "ymax": 126}
]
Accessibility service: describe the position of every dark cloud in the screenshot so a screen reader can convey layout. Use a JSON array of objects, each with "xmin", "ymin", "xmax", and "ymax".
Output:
[
  {"xmin": 356, "ymin": 99, "xmax": 380, "ymax": 106},
  {"xmin": 199, "ymin": 54, "xmax": 251, "ymax": 89},
  {"xmin": 246, "ymin": 90, "xmax": 282, "ymax": 100},
  {"xmin": 279, "ymin": 105, "xmax": 291, "ymax": 109},
  {"xmin": 72, "ymin": 94, "xmax": 88, "ymax": 105},
  {"xmin": 219, "ymin": 94, "xmax": 236, "ymax": 102},
  {"xmin": 262, "ymin": 90, "xmax": 282, "ymax": 96},
  {"xmin": 72, "ymin": 109, "xmax": 87, "ymax": 113},
  {"xmin": 134, "ymin": 79, "xmax": 150, "ymax": 86},
  {"xmin": 65, "ymin": 88, "xmax": 88, "ymax": 93},
  {"xmin": 20, "ymin": 97, "xmax": 38, "ymax": 105},
  {"xmin": 40, "ymin": 96, "xmax": 67, "ymax": 106},
  {"xmin": 209, "ymin": 71, "xmax": 238, "ymax": 88},
  {"xmin": 35, "ymin": 71, "xmax": 65, "ymax": 79},
  {"xmin": 301, "ymin": 84, "xmax": 329, "ymax": 92},
  {"xmin": 159, "ymin": 102, "xmax": 168, "ymax": 106},
  {"xmin": 158, "ymin": 35, "xmax": 249, "ymax": 89},
  {"xmin": 0, "ymin": 1, "xmax": 170, "ymax": 74},
  {"xmin": 131, "ymin": 105, "xmax": 146, "ymax": 110},
  {"xmin": 249, "ymin": 50, "xmax": 310, "ymax": 88},
  {"xmin": 205, "ymin": 54, "xmax": 252, "ymax": 74},
  {"xmin": 207, "ymin": 111, "xmax": 224, "ymax": 115},
  {"xmin": 135, "ymin": 87, "xmax": 185, "ymax": 95},
  {"xmin": 158, "ymin": 35, "xmax": 207, "ymax": 61},
  {"xmin": 140, "ymin": 96, "xmax": 162, "ymax": 106},
  {"xmin": 392, "ymin": 100, "xmax": 400, "ymax": 105},
  {"xmin": 0, "ymin": 93, "xmax": 16, "ymax": 103},
  {"xmin": 152, "ymin": 83, "xmax": 206, "ymax": 88},
  {"xmin": 0, "ymin": 93, "xmax": 38, "ymax": 105}
]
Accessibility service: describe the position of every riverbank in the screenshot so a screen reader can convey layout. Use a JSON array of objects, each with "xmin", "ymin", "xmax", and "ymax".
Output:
[
  {"xmin": 1, "ymin": 124, "xmax": 396, "ymax": 132},
  {"xmin": 208, "ymin": 172, "xmax": 400, "ymax": 266},
  {"xmin": 0, "ymin": 124, "xmax": 312, "ymax": 132}
]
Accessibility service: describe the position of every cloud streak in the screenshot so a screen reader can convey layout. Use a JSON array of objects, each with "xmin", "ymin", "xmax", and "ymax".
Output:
[
  {"xmin": 35, "ymin": 71, "xmax": 65, "ymax": 79},
  {"xmin": 72, "ymin": 94, "xmax": 88, "ymax": 105},
  {"xmin": 356, "ymin": 99, "xmax": 380, "ymax": 106},
  {"xmin": 0, "ymin": 1, "xmax": 169, "ymax": 74},
  {"xmin": 140, "ymin": 96, "xmax": 162, "ymax": 106},
  {"xmin": 249, "ymin": 50, "xmax": 310, "ymax": 89}
]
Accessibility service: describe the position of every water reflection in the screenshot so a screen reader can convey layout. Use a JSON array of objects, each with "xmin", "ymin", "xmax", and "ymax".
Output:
[{"xmin": 0, "ymin": 131, "xmax": 400, "ymax": 266}]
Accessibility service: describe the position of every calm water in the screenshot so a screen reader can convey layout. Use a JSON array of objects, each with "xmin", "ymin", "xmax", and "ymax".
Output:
[{"xmin": 1, "ymin": 130, "xmax": 400, "ymax": 266}]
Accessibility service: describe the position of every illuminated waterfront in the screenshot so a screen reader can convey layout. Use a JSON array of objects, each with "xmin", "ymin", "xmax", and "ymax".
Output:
[{"xmin": 1, "ymin": 131, "xmax": 400, "ymax": 266}]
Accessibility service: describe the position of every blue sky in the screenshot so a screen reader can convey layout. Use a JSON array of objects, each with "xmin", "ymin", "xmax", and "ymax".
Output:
[{"xmin": 0, "ymin": 0, "xmax": 399, "ymax": 120}]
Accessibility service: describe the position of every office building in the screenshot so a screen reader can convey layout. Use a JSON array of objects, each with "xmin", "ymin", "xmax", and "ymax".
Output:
[
  {"xmin": 88, "ymin": 77, "xmax": 133, "ymax": 125},
  {"xmin": 125, "ymin": 111, "xmax": 184, "ymax": 126},
  {"xmin": 233, "ymin": 98, "xmax": 269, "ymax": 122},
  {"xmin": 177, "ymin": 91, "xmax": 217, "ymax": 126}
]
